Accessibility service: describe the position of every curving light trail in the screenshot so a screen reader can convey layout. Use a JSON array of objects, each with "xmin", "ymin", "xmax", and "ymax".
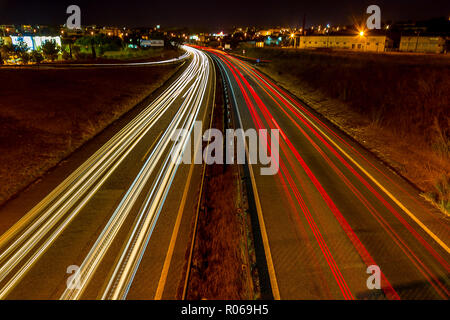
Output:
[
  {"xmin": 61, "ymin": 48, "xmax": 211, "ymax": 300},
  {"xmin": 0, "ymin": 46, "xmax": 211, "ymax": 299}
]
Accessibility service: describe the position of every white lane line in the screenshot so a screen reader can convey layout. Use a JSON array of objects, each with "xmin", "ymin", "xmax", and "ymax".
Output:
[
  {"xmin": 59, "ymin": 47, "xmax": 210, "ymax": 300},
  {"xmin": 0, "ymin": 47, "xmax": 202, "ymax": 299}
]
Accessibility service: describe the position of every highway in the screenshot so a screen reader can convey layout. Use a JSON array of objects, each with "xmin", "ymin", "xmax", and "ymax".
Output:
[
  {"xmin": 208, "ymin": 49, "xmax": 449, "ymax": 300},
  {"xmin": 0, "ymin": 45, "xmax": 216, "ymax": 299},
  {"xmin": 0, "ymin": 43, "xmax": 448, "ymax": 300}
]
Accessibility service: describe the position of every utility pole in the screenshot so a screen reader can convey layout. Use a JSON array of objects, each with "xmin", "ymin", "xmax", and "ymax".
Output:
[
  {"xmin": 415, "ymin": 31, "xmax": 421, "ymax": 53},
  {"xmin": 302, "ymin": 14, "xmax": 306, "ymax": 36}
]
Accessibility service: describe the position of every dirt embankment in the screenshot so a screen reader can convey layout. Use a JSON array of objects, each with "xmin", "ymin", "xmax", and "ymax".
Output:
[
  {"xmin": 183, "ymin": 67, "xmax": 260, "ymax": 300},
  {"xmin": 0, "ymin": 62, "xmax": 181, "ymax": 206},
  {"xmin": 238, "ymin": 47, "xmax": 450, "ymax": 214}
]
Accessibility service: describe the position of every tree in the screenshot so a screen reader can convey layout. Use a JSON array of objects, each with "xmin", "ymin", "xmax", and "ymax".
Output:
[
  {"xmin": 20, "ymin": 51, "xmax": 30, "ymax": 64},
  {"xmin": 62, "ymin": 50, "xmax": 71, "ymax": 60},
  {"xmin": 0, "ymin": 44, "xmax": 13, "ymax": 64},
  {"xmin": 169, "ymin": 36, "xmax": 183, "ymax": 48},
  {"xmin": 41, "ymin": 40, "xmax": 60, "ymax": 61},
  {"xmin": 62, "ymin": 36, "xmax": 76, "ymax": 59},
  {"xmin": 0, "ymin": 38, "xmax": 4, "ymax": 64},
  {"xmin": 13, "ymin": 40, "xmax": 30, "ymax": 64},
  {"xmin": 30, "ymin": 50, "xmax": 44, "ymax": 64},
  {"xmin": 90, "ymin": 38, "xmax": 96, "ymax": 59},
  {"xmin": 75, "ymin": 34, "xmax": 123, "ymax": 58}
]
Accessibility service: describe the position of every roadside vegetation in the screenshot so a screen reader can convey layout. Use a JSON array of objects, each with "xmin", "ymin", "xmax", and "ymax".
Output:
[
  {"xmin": 183, "ymin": 73, "xmax": 260, "ymax": 299},
  {"xmin": 238, "ymin": 47, "xmax": 450, "ymax": 214},
  {"xmin": 0, "ymin": 34, "xmax": 182, "ymax": 65}
]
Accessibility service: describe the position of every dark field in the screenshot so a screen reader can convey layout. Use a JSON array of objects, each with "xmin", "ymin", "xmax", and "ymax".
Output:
[
  {"xmin": 0, "ymin": 63, "xmax": 180, "ymax": 206},
  {"xmin": 238, "ymin": 47, "xmax": 450, "ymax": 213}
]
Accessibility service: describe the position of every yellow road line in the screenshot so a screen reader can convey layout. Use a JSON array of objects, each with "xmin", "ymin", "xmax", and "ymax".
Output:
[
  {"xmin": 181, "ymin": 59, "xmax": 216, "ymax": 300},
  {"xmin": 247, "ymin": 159, "xmax": 281, "ymax": 300},
  {"xmin": 221, "ymin": 56, "xmax": 281, "ymax": 299},
  {"xmin": 154, "ymin": 156, "xmax": 196, "ymax": 299},
  {"xmin": 314, "ymin": 125, "xmax": 450, "ymax": 254},
  {"xmin": 141, "ymin": 131, "xmax": 163, "ymax": 162},
  {"xmin": 154, "ymin": 57, "xmax": 216, "ymax": 299},
  {"xmin": 239, "ymin": 58, "xmax": 450, "ymax": 254}
]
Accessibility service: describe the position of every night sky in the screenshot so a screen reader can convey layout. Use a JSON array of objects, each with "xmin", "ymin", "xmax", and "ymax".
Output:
[{"xmin": 0, "ymin": 0, "xmax": 449, "ymax": 30}]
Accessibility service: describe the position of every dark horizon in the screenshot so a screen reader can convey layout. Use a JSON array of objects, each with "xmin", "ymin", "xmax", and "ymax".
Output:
[{"xmin": 0, "ymin": 0, "xmax": 449, "ymax": 30}]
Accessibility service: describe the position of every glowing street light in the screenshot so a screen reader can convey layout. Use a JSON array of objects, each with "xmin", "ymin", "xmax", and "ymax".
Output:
[{"xmin": 359, "ymin": 31, "xmax": 365, "ymax": 37}]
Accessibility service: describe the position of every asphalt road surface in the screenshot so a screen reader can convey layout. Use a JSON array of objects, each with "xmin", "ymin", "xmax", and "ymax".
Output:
[
  {"xmin": 208, "ymin": 49, "xmax": 449, "ymax": 300},
  {"xmin": 0, "ymin": 45, "xmax": 216, "ymax": 299},
  {"xmin": 0, "ymin": 44, "xmax": 448, "ymax": 300}
]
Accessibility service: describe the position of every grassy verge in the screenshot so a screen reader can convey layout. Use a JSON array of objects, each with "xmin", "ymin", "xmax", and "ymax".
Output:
[
  {"xmin": 0, "ymin": 63, "xmax": 181, "ymax": 206},
  {"xmin": 183, "ymin": 68, "xmax": 260, "ymax": 300},
  {"xmin": 237, "ymin": 47, "xmax": 450, "ymax": 214},
  {"xmin": 102, "ymin": 47, "xmax": 181, "ymax": 61}
]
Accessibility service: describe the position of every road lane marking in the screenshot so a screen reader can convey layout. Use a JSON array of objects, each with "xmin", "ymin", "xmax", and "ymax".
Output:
[
  {"xmin": 317, "ymin": 127, "xmax": 450, "ymax": 254},
  {"xmin": 215, "ymin": 56, "xmax": 281, "ymax": 299},
  {"xmin": 155, "ymin": 59, "xmax": 216, "ymax": 299},
  {"xmin": 96, "ymin": 49, "xmax": 211, "ymax": 300},
  {"xmin": 0, "ymin": 47, "xmax": 204, "ymax": 300},
  {"xmin": 141, "ymin": 131, "xmax": 163, "ymax": 162},
  {"xmin": 59, "ymin": 48, "xmax": 209, "ymax": 300},
  {"xmin": 247, "ymin": 63, "xmax": 450, "ymax": 255}
]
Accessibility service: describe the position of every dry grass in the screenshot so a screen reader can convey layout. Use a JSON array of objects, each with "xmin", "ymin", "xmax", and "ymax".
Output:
[
  {"xmin": 184, "ymin": 75, "xmax": 256, "ymax": 300},
  {"xmin": 186, "ymin": 170, "xmax": 249, "ymax": 299},
  {"xmin": 239, "ymin": 47, "xmax": 450, "ymax": 214},
  {"xmin": 67, "ymin": 47, "xmax": 182, "ymax": 64},
  {"xmin": 0, "ymin": 63, "xmax": 180, "ymax": 206}
]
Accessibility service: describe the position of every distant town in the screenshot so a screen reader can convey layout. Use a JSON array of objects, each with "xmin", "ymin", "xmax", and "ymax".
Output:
[{"xmin": 0, "ymin": 16, "xmax": 449, "ymax": 64}]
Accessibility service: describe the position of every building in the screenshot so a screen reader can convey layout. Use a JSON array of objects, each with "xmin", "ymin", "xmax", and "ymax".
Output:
[
  {"xmin": 296, "ymin": 35, "xmax": 392, "ymax": 52},
  {"xmin": 9, "ymin": 36, "xmax": 62, "ymax": 51},
  {"xmin": 399, "ymin": 36, "xmax": 446, "ymax": 53},
  {"xmin": 140, "ymin": 39, "xmax": 164, "ymax": 47},
  {"xmin": 98, "ymin": 26, "xmax": 122, "ymax": 37},
  {"xmin": 0, "ymin": 25, "xmax": 17, "ymax": 35},
  {"xmin": 257, "ymin": 29, "xmax": 282, "ymax": 37}
]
